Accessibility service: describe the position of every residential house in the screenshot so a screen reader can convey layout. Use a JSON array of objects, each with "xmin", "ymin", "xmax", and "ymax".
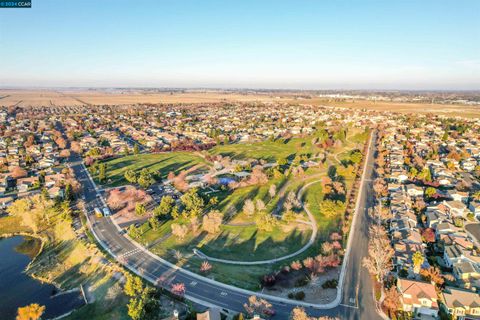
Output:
[
  {"xmin": 444, "ymin": 200, "xmax": 469, "ymax": 219},
  {"xmin": 397, "ymin": 278, "xmax": 439, "ymax": 318},
  {"xmin": 406, "ymin": 184, "xmax": 424, "ymax": 198},
  {"xmin": 442, "ymin": 287, "xmax": 480, "ymax": 319}
]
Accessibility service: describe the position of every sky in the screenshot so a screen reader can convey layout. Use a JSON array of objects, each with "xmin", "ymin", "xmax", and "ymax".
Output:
[{"xmin": 0, "ymin": 0, "xmax": 479, "ymax": 90}]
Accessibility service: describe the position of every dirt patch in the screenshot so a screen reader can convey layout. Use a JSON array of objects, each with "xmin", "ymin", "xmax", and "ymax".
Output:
[{"xmin": 107, "ymin": 186, "xmax": 153, "ymax": 227}]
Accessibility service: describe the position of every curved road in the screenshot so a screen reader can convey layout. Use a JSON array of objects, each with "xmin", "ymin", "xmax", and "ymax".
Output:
[{"xmin": 68, "ymin": 131, "xmax": 380, "ymax": 319}]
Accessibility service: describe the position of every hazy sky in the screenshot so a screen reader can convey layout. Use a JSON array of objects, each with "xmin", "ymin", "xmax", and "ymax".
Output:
[{"xmin": 1, "ymin": 0, "xmax": 479, "ymax": 89}]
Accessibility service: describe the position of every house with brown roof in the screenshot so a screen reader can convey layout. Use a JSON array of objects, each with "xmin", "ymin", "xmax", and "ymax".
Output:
[
  {"xmin": 196, "ymin": 308, "xmax": 221, "ymax": 320},
  {"xmin": 442, "ymin": 287, "xmax": 480, "ymax": 319},
  {"xmin": 397, "ymin": 278, "xmax": 439, "ymax": 318}
]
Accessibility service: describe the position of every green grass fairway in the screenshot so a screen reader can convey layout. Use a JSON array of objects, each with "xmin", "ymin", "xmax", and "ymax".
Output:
[
  {"xmin": 210, "ymin": 136, "xmax": 322, "ymax": 162},
  {"xmin": 199, "ymin": 224, "xmax": 312, "ymax": 261},
  {"xmin": 93, "ymin": 152, "xmax": 206, "ymax": 186}
]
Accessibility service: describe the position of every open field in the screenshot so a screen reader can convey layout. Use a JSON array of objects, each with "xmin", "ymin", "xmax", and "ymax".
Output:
[
  {"xmin": 92, "ymin": 152, "xmax": 207, "ymax": 187},
  {"xmin": 290, "ymin": 98, "xmax": 480, "ymax": 118},
  {"xmin": 0, "ymin": 89, "xmax": 292, "ymax": 107},
  {"xmin": 1, "ymin": 89, "xmax": 478, "ymax": 118}
]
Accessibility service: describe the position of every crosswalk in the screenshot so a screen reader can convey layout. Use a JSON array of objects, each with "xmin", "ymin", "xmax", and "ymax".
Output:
[{"xmin": 118, "ymin": 248, "xmax": 142, "ymax": 259}]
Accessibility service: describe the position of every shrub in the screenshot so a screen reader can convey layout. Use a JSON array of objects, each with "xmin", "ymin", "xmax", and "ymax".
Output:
[
  {"xmin": 260, "ymin": 274, "xmax": 276, "ymax": 287},
  {"xmin": 294, "ymin": 276, "xmax": 310, "ymax": 287},
  {"xmin": 294, "ymin": 291, "xmax": 305, "ymax": 300},
  {"xmin": 288, "ymin": 291, "xmax": 306, "ymax": 300},
  {"xmin": 321, "ymin": 279, "xmax": 338, "ymax": 289}
]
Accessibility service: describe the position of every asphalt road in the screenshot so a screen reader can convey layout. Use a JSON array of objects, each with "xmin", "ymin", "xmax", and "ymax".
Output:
[{"xmin": 66, "ymin": 130, "xmax": 380, "ymax": 319}]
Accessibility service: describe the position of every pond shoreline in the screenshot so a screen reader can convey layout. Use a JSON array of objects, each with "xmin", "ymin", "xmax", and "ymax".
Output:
[{"xmin": 0, "ymin": 234, "xmax": 85, "ymax": 319}]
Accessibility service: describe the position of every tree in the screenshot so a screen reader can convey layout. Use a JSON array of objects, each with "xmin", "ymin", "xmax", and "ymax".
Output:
[
  {"xmin": 290, "ymin": 260, "xmax": 302, "ymax": 270},
  {"xmin": 269, "ymin": 184, "xmax": 277, "ymax": 198},
  {"xmin": 256, "ymin": 199, "xmax": 266, "ymax": 212},
  {"xmin": 149, "ymin": 216, "xmax": 162, "ymax": 230},
  {"xmin": 133, "ymin": 144, "xmax": 140, "ymax": 155},
  {"xmin": 254, "ymin": 211, "xmax": 276, "ymax": 232},
  {"xmin": 418, "ymin": 167, "xmax": 432, "ymax": 182},
  {"xmin": 349, "ymin": 150, "xmax": 363, "ymax": 164},
  {"xmin": 382, "ymin": 286, "xmax": 400, "ymax": 318},
  {"xmin": 171, "ymin": 223, "xmax": 188, "ymax": 240},
  {"xmin": 412, "ymin": 251, "xmax": 424, "ymax": 274},
  {"xmin": 98, "ymin": 163, "xmax": 107, "ymax": 182},
  {"xmin": 64, "ymin": 183, "xmax": 74, "ymax": 201},
  {"xmin": 7, "ymin": 198, "xmax": 41, "ymax": 234},
  {"xmin": 373, "ymin": 178, "xmax": 387, "ymax": 198},
  {"xmin": 137, "ymin": 169, "xmax": 155, "ymax": 188},
  {"xmin": 422, "ymin": 228, "xmax": 436, "ymax": 243},
  {"xmin": 123, "ymin": 145, "xmax": 130, "ymax": 156},
  {"xmin": 154, "ymin": 195, "xmax": 174, "ymax": 217},
  {"xmin": 124, "ymin": 275, "xmax": 144, "ymax": 297},
  {"xmin": 243, "ymin": 199, "xmax": 255, "ymax": 216},
  {"xmin": 243, "ymin": 296, "xmax": 274, "ymax": 317},
  {"xmin": 135, "ymin": 203, "xmax": 146, "ymax": 216},
  {"xmin": 202, "ymin": 210, "xmax": 223, "ymax": 234},
  {"xmin": 124, "ymin": 170, "xmax": 137, "ymax": 184},
  {"xmin": 290, "ymin": 307, "xmax": 310, "ymax": 320},
  {"xmin": 362, "ymin": 225, "xmax": 394, "ymax": 282},
  {"xmin": 171, "ymin": 282, "xmax": 186, "ymax": 296},
  {"xmin": 420, "ymin": 267, "xmax": 444, "ymax": 287},
  {"xmin": 16, "ymin": 303, "xmax": 45, "ymax": 320},
  {"xmin": 128, "ymin": 224, "xmax": 141, "ymax": 239},
  {"xmin": 319, "ymin": 200, "xmax": 345, "ymax": 218},
  {"xmin": 55, "ymin": 137, "xmax": 67, "ymax": 149},
  {"xmin": 71, "ymin": 141, "xmax": 82, "ymax": 153},
  {"xmin": 180, "ymin": 188, "xmax": 204, "ymax": 217},
  {"xmin": 127, "ymin": 297, "xmax": 145, "ymax": 320},
  {"xmin": 472, "ymin": 191, "xmax": 480, "ymax": 201},
  {"xmin": 425, "ymin": 187, "xmax": 436, "ymax": 199},
  {"xmin": 200, "ymin": 261, "xmax": 212, "ymax": 273}
]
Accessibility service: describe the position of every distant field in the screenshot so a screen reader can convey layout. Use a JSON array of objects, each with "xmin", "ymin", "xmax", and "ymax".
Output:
[
  {"xmin": 93, "ymin": 152, "xmax": 206, "ymax": 186},
  {"xmin": 1, "ymin": 89, "xmax": 477, "ymax": 118},
  {"xmin": 290, "ymin": 98, "xmax": 480, "ymax": 118},
  {"xmin": 0, "ymin": 89, "xmax": 291, "ymax": 107}
]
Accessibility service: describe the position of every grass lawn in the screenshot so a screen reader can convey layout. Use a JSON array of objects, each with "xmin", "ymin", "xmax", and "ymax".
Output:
[
  {"xmin": 0, "ymin": 214, "xmax": 32, "ymax": 235},
  {"xmin": 303, "ymin": 182, "xmax": 340, "ymax": 237},
  {"xmin": 199, "ymin": 223, "xmax": 312, "ymax": 261},
  {"xmin": 137, "ymin": 218, "xmax": 311, "ymax": 262},
  {"xmin": 210, "ymin": 136, "xmax": 323, "ymax": 162},
  {"xmin": 92, "ymin": 152, "xmax": 207, "ymax": 187}
]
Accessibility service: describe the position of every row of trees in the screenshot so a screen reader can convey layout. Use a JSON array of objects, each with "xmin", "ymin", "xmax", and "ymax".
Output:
[{"xmin": 123, "ymin": 275, "xmax": 160, "ymax": 320}]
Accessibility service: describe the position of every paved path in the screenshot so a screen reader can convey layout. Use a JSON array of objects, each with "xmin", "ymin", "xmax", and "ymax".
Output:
[
  {"xmin": 67, "ymin": 130, "xmax": 381, "ymax": 319},
  {"xmin": 195, "ymin": 176, "xmax": 319, "ymax": 265}
]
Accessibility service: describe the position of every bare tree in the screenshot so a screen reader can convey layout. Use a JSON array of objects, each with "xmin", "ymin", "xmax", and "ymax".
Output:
[
  {"xmin": 243, "ymin": 199, "xmax": 255, "ymax": 216},
  {"xmin": 269, "ymin": 184, "xmax": 277, "ymax": 198},
  {"xmin": 202, "ymin": 210, "xmax": 223, "ymax": 234},
  {"xmin": 362, "ymin": 225, "xmax": 394, "ymax": 282}
]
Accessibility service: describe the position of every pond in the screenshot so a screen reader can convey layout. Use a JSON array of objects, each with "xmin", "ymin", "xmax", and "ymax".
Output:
[{"xmin": 0, "ymin": 236, "xmax": 85, "ymax": 319}]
